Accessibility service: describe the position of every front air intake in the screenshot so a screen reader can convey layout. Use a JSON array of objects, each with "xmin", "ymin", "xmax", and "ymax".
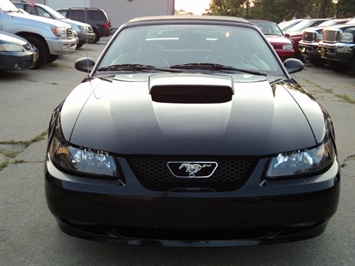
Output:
[{"xmin": 150, "ymin": 85, "xmax": 233, "ymax": 103}]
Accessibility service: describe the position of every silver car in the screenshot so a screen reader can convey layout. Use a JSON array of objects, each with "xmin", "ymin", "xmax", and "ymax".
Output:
[{"xmin": 14, "ymin": 2, "xmax": 95, "ymax": 48}]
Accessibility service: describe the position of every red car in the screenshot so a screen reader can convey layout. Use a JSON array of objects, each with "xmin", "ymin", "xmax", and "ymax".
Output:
[{"xmin": 249, "ymin": 20, "xmax": 294, "ymax": 61}]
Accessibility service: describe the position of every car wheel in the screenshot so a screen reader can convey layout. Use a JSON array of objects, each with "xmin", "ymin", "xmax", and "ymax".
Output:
[
  {"xmin": 351, "ymin": 57, "xmax": 355, "ymax": 76},
  {"xmin": 309, "ymin": 58, "xmax": 326, "ymax": 66},
  {"xmin": 25, "ymin": 36, "xmax": 48, "ymax": 69},
  {"xmin": 47, "ymin": 55, "xmax": 59, "ymax": 63},
  {"xmin": 89, "ymin": 29, "xmax": 100, "ymax": 43},
  {"xmin": 328, "ymin": 60, "xmax": 349, "ymax": 73},
  {"xmin": 76, "ymin": 42, "xmax": 84, "ymax": 49}
]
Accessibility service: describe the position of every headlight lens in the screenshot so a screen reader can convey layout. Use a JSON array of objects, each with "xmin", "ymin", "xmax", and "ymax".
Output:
[
  {"xmin": 49, "ymin": 136, "xmax": 119, "ymax": 178},
  {"xmin": 0, "ymin": 44, "xmax": 24, "ymax": 52},
  {"xmin": 341, "ymin": 32, "xmax": 353, "ymax": 43},
  {"xmin": 266, "ymin": 138, "xmax": 335, "ymax": 179},
  {"xmin": 51, "ymin": 27, "xmax": 67, "ymax": 37},
  {"xmin": 282, "ymin": 44, "xmax": 293, "ymax": 50}
]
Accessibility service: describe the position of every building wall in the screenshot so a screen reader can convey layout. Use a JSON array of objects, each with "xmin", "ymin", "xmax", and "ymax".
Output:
[
  {"xmin": 16, "ymin": 0, "xmax": 175, "ymax": 28},
  {"xmin": 92, "ymin": 0, "xmax": 175, "ymax": 28}
]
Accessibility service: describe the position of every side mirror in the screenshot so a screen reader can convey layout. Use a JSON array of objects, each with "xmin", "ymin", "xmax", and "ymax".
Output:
[
  {"xmin": 75, "ymin": 57, "xmax": 95, "ymax": 73},
  {"xmin": 283, "ymin": 58, "xmax": 304, "ymax": 74}
]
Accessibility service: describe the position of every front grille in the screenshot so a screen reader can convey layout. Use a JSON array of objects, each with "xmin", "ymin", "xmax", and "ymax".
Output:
[
  {"xmin": 323, "ymin": 30, "xmax": 341, "ymax": 42},
  {"xmin": 126, "ymin": 155, "xmax": 258, "ymax": 192},
  {"xmin": 303, "ymin": 31, "xmax": 317, "ymax": 42},
  {"xmin": 66, "ymin": 28, "xmax": 74, "ymax": 38}
]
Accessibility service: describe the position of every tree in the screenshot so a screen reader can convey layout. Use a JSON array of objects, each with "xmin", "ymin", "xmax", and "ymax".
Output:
[
  {"xmin": 335, "ymin": 0, "xmax": 355, "ymax": 17},
  {"xmin": 204, "ymin": 0, "xmax": 354, "ymax": 22},
  {"xmin": 205, "ymin": 0, "xmax": 251, "ymax": 17}
]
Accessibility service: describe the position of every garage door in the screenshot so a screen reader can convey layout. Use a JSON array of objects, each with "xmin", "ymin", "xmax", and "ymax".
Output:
[{"xmin": 45, "ymin": 0, "xmax": 91, "ymax": 10}]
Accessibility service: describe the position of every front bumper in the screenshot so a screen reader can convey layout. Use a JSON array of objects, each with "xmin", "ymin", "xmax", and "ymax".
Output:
[
  {"xmin": 46, "ymin": 37, "xmax": 77, "ymax": 55},
  {"xmin": 299, "ymin": 42, "xmax": 321, "ymax": 58},
  {"xmin": 77, "ymin": 32, "xmax": 96, "ymax": 43},
  {"xmin": 274, "ymin": 49, "xmax": 295, "ymax": 61},
  {"xmin": 319, "ymin": 42, "xmax": 355, "ymax": 62},
  {"xmin": 45, "ymin": 156, "xmax": 340, "ymax": 247},
  {"xmin": 0, "ymin": 51, "xmax": 37, "ymax": 70}
]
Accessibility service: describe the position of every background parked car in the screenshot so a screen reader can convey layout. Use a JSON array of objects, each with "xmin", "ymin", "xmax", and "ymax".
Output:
[
  {"xmin": 278, "ymin": 18, "xmax": 304, "ymax": 31},
  {"xmin": 249, "ymin": 19, "xmax": 295, "ymax": 61},
  {"xmin": 57, "ymin": 7, "xmax": 112, "ymax": 43},
  {"xmin": 0, "ymin": 0, "xmax": 77, "ymax": 69},
  {"xmin": 284, "ymin": 18, "xmax": 330, "ymax": 60},
  {"xmin": 298, "ymin": 18, "xmax": 351, "ymax": 65},
  {"xmin": 13, "ymin": 2, "xmax": 95, "ymax": 49},
  {"xmin": 318, "ymin": 18, "xmax": 355, "ymax": 75},
  {"xmin": 0, "ymin": 31, "xmax": 37, "ymax": 71}
]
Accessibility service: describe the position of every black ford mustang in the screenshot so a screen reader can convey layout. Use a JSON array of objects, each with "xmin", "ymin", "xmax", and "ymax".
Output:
[{"xmin": 45, "ymin": 16, "xmax": 340, "ymax": 247}]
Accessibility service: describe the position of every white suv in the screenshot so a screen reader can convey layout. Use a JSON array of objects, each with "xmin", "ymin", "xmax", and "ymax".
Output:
[
  {"xmin": 0, "ymin": 0, "xmax": 77, "ymax": 68},
  {"xmin": 14, "ymin": 2, "xmax": 95, "ymax": 48}
]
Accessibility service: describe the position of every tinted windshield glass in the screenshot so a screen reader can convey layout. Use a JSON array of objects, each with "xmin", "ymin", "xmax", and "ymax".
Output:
[
  {"xmin": 99, "ymin": 24, "xmax": 283, "ymax": 75},
  {"xmin": 254, "ymin": 22, "xmax": 284, "ymax": 36}
]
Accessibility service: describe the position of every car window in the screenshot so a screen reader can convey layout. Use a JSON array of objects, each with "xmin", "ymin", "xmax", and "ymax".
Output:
[
  {"xmin": 88, "ymin": 10, "xmax": 106, "ymax": 20},
  {"xmin": 99, "ymin": 24, "xmax": 282, "ymax": 75},
  {"xmin": 254, "ymin": 22, "xmax": 283, "ymax": 36},
  {"xmin": 69, "ymin": 10, "xmax": 85, "ymax": 22},
  {"xmin": 36, "ymin": 6, "xmax": 53, "ymax": 18},
  {"xmin": 57, "ymin": 10, "xmax": 67, "ymax": 17}
]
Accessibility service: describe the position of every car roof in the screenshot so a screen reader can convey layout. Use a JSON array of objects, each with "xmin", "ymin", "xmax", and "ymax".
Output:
[
  {"xmin": 248, "ymin": 19, "xmax": 276, "ymax": 24},
  {"xmin": 57, "ymin": 7, "xmax": 104, "ymax": 11},
  {"xmin": 128, "ymin": 15, "xmax": 249, "ymax": 25}
]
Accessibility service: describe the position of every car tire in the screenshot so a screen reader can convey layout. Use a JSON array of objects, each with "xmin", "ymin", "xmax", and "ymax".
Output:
[
  {"xmin": 309, "ymin": 58, "xmax": 326, "ymax": 66},
  {"xmin": 47, "ymin": 55, "xmax": 59, "ymax": 63},
  {"xmin": 25, "ymin": 36, "xmax": 48, "ymax": 69},
  {"xmin": 351, "ymin": 57, "xmax": 355, "ymax": 76},
  {"xmin": 77, "ymin": 42, "xmax": 84, "ymax": 49},
  {"xmin": 89, "ymin": 29, "xmax": 100, "ymax": 43},
  {"xmin": 328, "ymin": 60, "xmax": 349, "ymax": 73}
]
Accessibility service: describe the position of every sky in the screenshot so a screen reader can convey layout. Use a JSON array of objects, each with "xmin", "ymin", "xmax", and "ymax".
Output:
[{"xmin": 175, "ymin": 0, "xmax": 211, "ymax": 15}]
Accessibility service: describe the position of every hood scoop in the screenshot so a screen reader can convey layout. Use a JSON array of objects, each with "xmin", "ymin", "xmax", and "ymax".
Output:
[{"xmin": 149, "ymin": 74, "xmax": 234, "ymax": 103}]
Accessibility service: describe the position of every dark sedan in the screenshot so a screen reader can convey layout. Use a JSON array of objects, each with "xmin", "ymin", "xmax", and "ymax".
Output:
[
  {"xmin": 45, "ymin": 16, "xmax": 340, "ymax": 247},
  {"xmin": 0, "ymin": 31, "xmax": 37, "ymax": 71}
]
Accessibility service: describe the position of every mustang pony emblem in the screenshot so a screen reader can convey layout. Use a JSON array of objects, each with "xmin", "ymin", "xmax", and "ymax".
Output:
[{"xmin": 179, "ymin": 163, "xmax": 212, "ymax": 177}]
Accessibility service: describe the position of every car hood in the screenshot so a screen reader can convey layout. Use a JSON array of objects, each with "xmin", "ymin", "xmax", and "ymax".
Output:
[
  {"xmin": 265, "ymin": 35, "xmax": 292, "ymax": 44},
  {"xmin": 60, "ymin": 73, "xmax": 325, "ymax": 156},
  {"xmin": 8, "ymin": 11, "xmax": 72, "ymax": 28},
  {"xmin": 0, "ymin": 31, "xmax": 27, "ymax": 44}
]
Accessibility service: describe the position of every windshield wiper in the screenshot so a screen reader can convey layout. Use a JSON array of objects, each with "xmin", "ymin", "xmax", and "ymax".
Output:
[
  {"xmin": 97, "ymin": 64, "xmax": 181, "ymax": 72},
  {"xmin": 170, "ymin": 63, "xmax": 267, "ymax": 76}
]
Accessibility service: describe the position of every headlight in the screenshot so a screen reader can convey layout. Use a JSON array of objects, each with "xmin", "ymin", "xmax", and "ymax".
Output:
[
  {"xmin": 51, "ymin": 27, "xmax": 68, "ymax": 37},
  {"xmin": 266, "ymin": 138, "xmax": 335, "ymax": 179},
  {"xmin": 49, "ymin": 136, "xmax": 119, "ymax": 178},
  {"xmin": 0, "ymin": 44, "xmax": 24, "ymax": 52},
  {"xmin": 341, "ymin": 32, "xmax": 353, "ymax": 43},
  {"xmin": 282, "ymin": 44, "xmax": 293, "ymax": 50},
  {"xmin": 316, "ymin": 33, "xmax": 323, "ymax": 42}
]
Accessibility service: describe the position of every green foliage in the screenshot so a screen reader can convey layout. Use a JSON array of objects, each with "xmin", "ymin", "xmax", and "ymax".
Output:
[{"xmin": 205, "ymin": 0, "xmax": 355, "ymax": 22}]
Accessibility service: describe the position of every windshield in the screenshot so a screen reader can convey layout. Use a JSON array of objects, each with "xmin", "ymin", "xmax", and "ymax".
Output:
[
  {"xmin": 253, "ymin": 22, "xmax": 284, "ymax": 36},
  {"xmin": 98, "ymin": 24, "xmax": 283, "ymax": 76},
  {"xmin": 287, "ymin": 20, "xmax": 322, "ymax": 32},
  {"xmin": 0, "ymin": 0, "xmax": 18, "ymax": 12}
]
